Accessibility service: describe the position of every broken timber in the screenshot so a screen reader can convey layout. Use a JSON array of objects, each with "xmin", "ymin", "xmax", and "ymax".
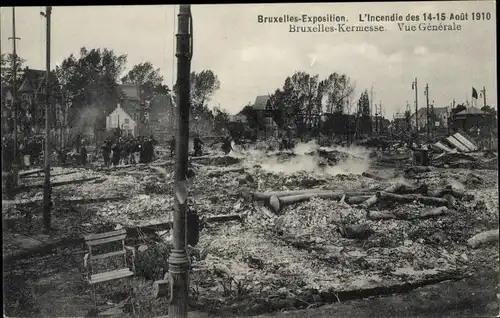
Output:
[
  {"xmin": 19, "ymin": 168, "xmax": 47, "ymax": 177},
  {"xmin": 206, "ymin": 167, "xmax": 245, "ymax": 177},
  {"xmin": 376, "ymin": 191, "xmax": 449, "ymax": 207},
  {"xmin": 16, "ymin": 176, "xmax": 102, "ymax": 193}
]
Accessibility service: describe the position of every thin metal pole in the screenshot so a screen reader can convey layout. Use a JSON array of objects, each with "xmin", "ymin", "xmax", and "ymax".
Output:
[
  {"xmin": 425, "ymin": 83, "xmax": 430, "ymax": 140},
  {"xmin": 168, "ymin": 4, "xmax": 191, "ymax": 318},
  {"xmin": 413, "ymin": 78, "xmax": 418, "ymax": 134},
  {"xmin": 43, "ymin": 6, "xmax": 52, "ymax": 233}
]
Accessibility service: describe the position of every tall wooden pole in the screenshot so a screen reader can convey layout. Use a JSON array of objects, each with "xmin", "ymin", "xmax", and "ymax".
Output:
[
  {"xmin": 370, "ymin": 85, "xmax": 374, "ymax": 136},
  {"xmin": 425, "ymin": 83, "xmax": 430, "ymax": 140},
  {"xmin": 9, "ymin": 7, "xmax": 21, "ymax": 179},
  {"xmin": 43, "ymin": 6, "xmax": 52, "ymax": 233},
  {"xmin": 481, "ymin": 86, "xmax": 491, "ymax": 150},
  {"xmin": 169, "ymin": 5, "xmax": 192, "ymax": 318},
  {"xmin": 412, "ymin": 78, "xmax": 418, "ymax": 135}
]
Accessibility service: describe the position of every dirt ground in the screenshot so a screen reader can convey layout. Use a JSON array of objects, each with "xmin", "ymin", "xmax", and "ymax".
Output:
[{"xmin": 2, "ymin": 143, "xmax": 499, "ymax": 317}]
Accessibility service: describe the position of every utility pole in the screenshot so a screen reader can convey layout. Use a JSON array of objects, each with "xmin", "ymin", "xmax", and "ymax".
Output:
[
  {"xmin": 379, "ymin": 102, "xmax": 383, "ymax": 134},
  {"xmin": 424, "ymin": 83, "xmax": 430, "ymax": 140},
  {"xmin": 480, "ymin": 86, "xmax": 491, "ymax": 150},
  {"xmin": 370, "ymin": 85, "xmax": 374, "ymax": 136},
  {"xmin": 406, "ymin": 100, "xmax": 410, "ymax": 131},
  {"xmin": 412, "ymin": 78, "xmax": 418, "ymax": 135},
  {"xmin": 41, "ymin": 6, "xmax": 52, "ymax": 233},
  {"xmin": 169, "ymin": 5, "xmax": 192, "ymax": 318},
  {"xmin": 431, "ymin": 100, "xmax": 435, "ymax": 139},
  {"xmin": 8, "ymin": 7, "xmax": 21, "ymax": 183}
]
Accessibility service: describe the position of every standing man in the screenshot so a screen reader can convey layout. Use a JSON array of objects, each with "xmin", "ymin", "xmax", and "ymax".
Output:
[
  {"xmin": 221, "ymin": 136, "xmax": 232, "ymax": 155},
  {"xmin": 193, "ymin": 134, "xmax": 204, "ymax": 157},
  {"xmin": 80, "ymin": 141, "xmax": 88, "ymax": 165},
  {"xmin": 170, "ymin": 136, "xmax": 176, "ymax": 158},
  {"xmin": 101, "ymin": 139, "xmax": 111, "ymax": 166}
]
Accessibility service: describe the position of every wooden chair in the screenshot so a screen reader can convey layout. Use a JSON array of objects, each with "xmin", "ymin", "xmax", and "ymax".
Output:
[{"xmin": 83, "ymin": 229, "xmax": 136, "ymax": 314}]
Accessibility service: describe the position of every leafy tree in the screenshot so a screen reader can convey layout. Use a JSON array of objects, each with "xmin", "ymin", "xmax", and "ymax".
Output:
[
  {"xmin": 268, "ymin": 88, "xmax": 287, "ymax": 128},
  {"xmin": 480, "ymin": 105, "xmax": 497, "ymax": 117},
  {"xmin": 55, "ymin": 47, "xmax": 127, "ymax": 127},
  {"xmin": 121, "ymin": 62, "xmax": 170, "ymax": 100},
  {"xmin": 174, "ymin": 70, "xmax": 221, "ymax": 113},
  {"xmin": 357, "ymin": 90, "xmax": 370, "ymax": 117},
  {"xmin": 322, "ymin": 72, "xmax": 356, "ymax": 114},
  {"xmin": 1, "ymin": 53, "xmax": 26, "ymax": 89},
  {"xmin": 212, "ymin": 106, "xmax": 230, "ymax": 133},
  {"xmin": 239, "ymin": 104, "xmax": 261, "ymax": 130}
]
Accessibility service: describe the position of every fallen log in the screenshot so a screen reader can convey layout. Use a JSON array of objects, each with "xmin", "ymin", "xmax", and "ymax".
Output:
[
  {"xmin": 206, "ymin": 167, "xmax": 245, "ymax": 177},
  {"xmin": 361, "ymin": 172, "xmax": 386, "ymax": 181},
  {"xmin": 418, "ymin": 206, "xmax": 448, "ymax": 218},
  {"xmin": 427, "ymin": 186, "xmax": 470, "ymax": 199},
  {"xmin": 252, "ymin": 188, "xmax": 328, "ymax": 201},
  {"xmin": 3, "ymin": 196, "xmax": 125, "ymax": 207},
  {"xmin": 397, "ymin": 184, "xmax": 429, "ymax": 195},
  {"xmin": 267, "ymin": 191, "xmax": 343, "ymax": 213},
  {"xmin": 19, "ymin": 168, "xmax": 45, "ymax": 177},
  {"xmin": 152, "ymin": 279, "xmax": 169, "ymax": 298},
  {"xmin": 367, "ymin": 211, "xmax": 397, "ymax": 220},
  {"xmin": 16, "ymin": 177, "xmax": 102, "ymax": 192},
  {"xmin": 347, "ymin": 195, "xmax": 372, "ymax": 205},
  {"xmin": 252, "ymin": 188, "xmax": 377, "ymax": 202},
  {"xmin": 376, "ymin": 191, "xmax": 449, "ymax": 207},
  {"xmin": 359, "ymin": 183, "xmax": 405, "ymax": 209},
  {"xmin": 467, "ymin": 229, "xmax": 499, "ymax": 249}
]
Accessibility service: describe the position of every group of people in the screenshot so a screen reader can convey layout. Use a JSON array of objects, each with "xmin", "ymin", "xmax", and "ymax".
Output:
[
  {"xmin": 1, "ymin": 135, "xmax": 45, "ymax": 170},
  {"xmin": 168, "ymin": 134, "xmax": 236, "ymax": 158},
  {"xmin": 101, "ymin": 135, "xmax": 157, "ymax": 167}
]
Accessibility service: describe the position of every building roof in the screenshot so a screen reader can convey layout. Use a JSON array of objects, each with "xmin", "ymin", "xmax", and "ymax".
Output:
[
  {"xmin": 433, "ymin": 107, "xmax": 449, "ymax": 115},
  {"xmin": 119, "ymin": 100, "xmax": 139, "ymax": 120},
  {"xmin": 409, "ymin": 107, "xmax": 450, "ymax": 119},
  {"xmin": 253, "ymin": 95, "xmax": 271, "ymax": 110},
  {"xmin": 456, "ymin": 107, "xmax": 485, "ymax": 116},
  {"xmin": 18, "ymin": 68, "xmax": 57, "ymax": 94},
  {"xmin": 149, "ymin": 94, "xmax": 175, "ymax": 119},
  {"xmin": 118, "ymin": 83, "xmax": 140, "ymax": 101}
]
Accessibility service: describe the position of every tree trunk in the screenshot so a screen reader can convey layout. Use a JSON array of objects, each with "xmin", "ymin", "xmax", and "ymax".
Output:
[{"xmin": 267, "ymin": 191, "xmax": 343, "ymax": 213}]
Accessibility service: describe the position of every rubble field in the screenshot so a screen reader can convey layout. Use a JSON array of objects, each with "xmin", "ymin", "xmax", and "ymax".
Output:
[{"xmin": 2, "ymin": 141, "xmax": 499, "ymax": 317}]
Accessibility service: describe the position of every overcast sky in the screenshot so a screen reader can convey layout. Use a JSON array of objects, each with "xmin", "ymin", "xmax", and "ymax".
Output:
[{"xmin": 1, "ymin": 2, "xmax": 496, "ymax": 116}]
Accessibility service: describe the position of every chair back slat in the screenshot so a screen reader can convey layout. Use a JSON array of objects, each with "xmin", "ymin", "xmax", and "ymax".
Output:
[
  {"xmin": 84, "ymin": 229, "xmax": 126, "ymax": 241},
  {"xmin": 91, "ymin": 250, "xmax": 126, "ymax": 261},
  {"xmin": 86, "ymin": 234, "xmax": 127, "ymax": 246}
]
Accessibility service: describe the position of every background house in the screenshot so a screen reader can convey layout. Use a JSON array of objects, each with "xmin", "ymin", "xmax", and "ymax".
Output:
[
  {"xmin": 17, "ymin": 68, "xmax": 59, "ymax": 134},
  {"xmin": 104, "ymin": 84, "xmax": 141, "ymax": 137},
  {"xmin": 228, "ymin": 95, "xmax": 279, "ymax": 139},
  {"xmin": 452, "ymin": 106, "xmax": 486, "ymax": 135},
  {"xmin": 106, "ymin": 103, "xmax": 136, "ymax": 136},
  {"xmin": 148, "ymin": 94, "xmax": 176, "ymax": 143}
]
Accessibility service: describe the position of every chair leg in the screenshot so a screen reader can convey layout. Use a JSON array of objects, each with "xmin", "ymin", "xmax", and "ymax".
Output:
[
  {"xmin": 92, "ymin": 284, "xmax": 97, "ymax": 309},
  {"xmin": 128, "ymin": 279, "xmax": 136, "ymax": 316}
]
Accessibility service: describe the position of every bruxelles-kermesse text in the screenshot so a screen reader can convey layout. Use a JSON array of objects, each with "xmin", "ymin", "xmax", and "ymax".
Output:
[{"xmin": 289, "ymin": 24, "xmax": 385, "ymax": 33}]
